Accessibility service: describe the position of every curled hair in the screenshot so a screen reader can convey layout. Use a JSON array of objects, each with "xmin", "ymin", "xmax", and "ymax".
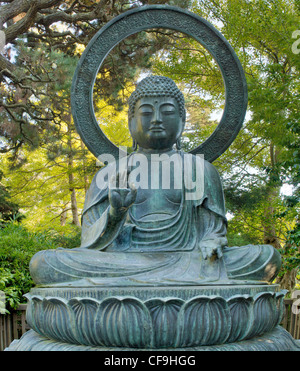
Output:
[{"xmin": 128, "ymin": 76, "xmax": 185, "ymax": 119}]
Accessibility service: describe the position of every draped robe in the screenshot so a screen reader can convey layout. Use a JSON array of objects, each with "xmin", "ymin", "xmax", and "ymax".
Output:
[{"xmin": 29, "ymin": 152, "xmax": 281, "ymax": 286}]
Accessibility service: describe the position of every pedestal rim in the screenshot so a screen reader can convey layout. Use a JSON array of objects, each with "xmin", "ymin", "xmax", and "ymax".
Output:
[{"xmin": 7, "ymin": 327, "xmax": 300, "ymax": 351}]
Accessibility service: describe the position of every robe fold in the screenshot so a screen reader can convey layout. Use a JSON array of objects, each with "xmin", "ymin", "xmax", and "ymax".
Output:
[
  {"xmin": 80, "ymin": 153, "xmax": 227, "ymax": 252},
  {"xmin": 29, "ymin": 153, "xmax": 281, "ymax": 286}
]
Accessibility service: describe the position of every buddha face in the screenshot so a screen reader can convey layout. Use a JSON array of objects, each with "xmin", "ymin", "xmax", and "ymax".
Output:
[{"xmin": 129, "ymin": 96, "xmax": 185, "ymax": 151}]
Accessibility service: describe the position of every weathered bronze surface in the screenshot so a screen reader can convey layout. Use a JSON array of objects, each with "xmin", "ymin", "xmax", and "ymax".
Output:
[
  {"xmin": 30, "ymin": 75, "xmax": 281, "ymax": 287},
  {"xmin": 7, "ymin": 6, "xmax": 300, "ymax": 351},
  {"xmin": 71, "ymin": 5, "xmax": 248, "ymax": 163},
  {"xmin": 25, "ymin": 75, "xmax": 290, "ymax": 348}
]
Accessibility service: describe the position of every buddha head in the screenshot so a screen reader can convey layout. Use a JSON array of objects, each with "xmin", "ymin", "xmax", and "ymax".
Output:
[{"xmin": 128, "ymin": 76, "xmax": 186, "ymax": 151}]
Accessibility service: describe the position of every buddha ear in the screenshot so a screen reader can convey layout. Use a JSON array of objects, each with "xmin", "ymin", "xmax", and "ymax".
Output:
[
  {"xmin": 128, "ymin": 116, "xmax": 138, "ymax": 149},
  {"xmin": 128, "ymin": 116, "xmax": 135, "ymax": 136},
  {"xmin": 176, "ymin": 112, "xmax": 186, "ymax": 151},
  {"xmin": 180, "ymin": 109, "xmax": 186, "ymax": 135},
  {"xmin": 132, "ymin": 139, "xmax": 138, "ymax": 151},
  {"xmin": 182, "ymin": 108, "xmax": 186, "ymax": 126}
]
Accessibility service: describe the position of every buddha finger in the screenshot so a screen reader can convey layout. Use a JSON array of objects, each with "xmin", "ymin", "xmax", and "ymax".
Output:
[
  {"xmin": 129, "ymin": 182, "xmax": 137, "ymax": 192},
  {"xmin": 125, "ymin": 188, "xmax": 137, "ymax": 207},
  {"xmin": 217, "ymin": 246, "xmax": 223, "ymax": 259},
  {"xmin": 119, "ymin": 170, "xmax": 128, "ymax": 189},
  {"xmin": 109, "ymin": 190, "xmax": 122, "ymax": 209},
  {"xmin": 207, "ymin": 248, "xmax": 214, "ymax": 259},
  {"xmin": 219, "ymin": 237, "xmax": 228, "ymax": 247},
  {"xmin": 109, "ymin": 174, "xmax": 117, "ymax": 189},
  {"xmin": 202, "ymin": 247, "xmax": 208, "ymax": 260}
]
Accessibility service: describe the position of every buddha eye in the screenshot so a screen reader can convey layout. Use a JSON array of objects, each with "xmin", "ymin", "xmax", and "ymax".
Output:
[
  {"xmin": 140, "ymin": 111, "xmax": 153, "ymax": 117},
  {"xmin": 138, "ymin": 105, "xmax": 153, "ymax": 116},
  {"xmin": 161, "ymin": 105, "xmax": 176, "ymax": 115}
]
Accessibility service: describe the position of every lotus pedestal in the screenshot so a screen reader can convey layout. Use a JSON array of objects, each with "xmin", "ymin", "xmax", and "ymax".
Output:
[{"xmin": 7, "ymin": 284, "xmax": 300, "ymax": 351}]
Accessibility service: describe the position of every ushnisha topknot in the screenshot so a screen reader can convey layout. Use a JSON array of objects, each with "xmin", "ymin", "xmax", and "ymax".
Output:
[{"xmin": 128, "ymin": 75, "xmax": 186, "ymax": 119}]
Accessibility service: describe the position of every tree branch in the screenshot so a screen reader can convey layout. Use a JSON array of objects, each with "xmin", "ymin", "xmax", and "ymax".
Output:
[
  {"xmin": 0, "ymin": 54, "xmax": 16, "ymax": 73},
  {"xmin": 0, "ymin": 0, "xmax": 31, "ymax": 24},
  {"xmin": 3, "ymin": 0, "xmax": 62, "ymax": 43},
  {"xmin": 36, "ymin": 0, "xmax": 109, "ymax": 27},
  {"xmin": 0, "ymin": 140, "xmax": 23, "ymax": 153}
]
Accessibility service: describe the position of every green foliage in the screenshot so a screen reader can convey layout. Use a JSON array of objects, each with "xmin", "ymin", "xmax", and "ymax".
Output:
[
  {"xmin": 0, "ymin": 170, "xmax": 22, "ymax": 225},
  {"xmin": 0, "ymin": 222, "xmax": 80, "ymax": 310},
  {"xmin": 226, "ymin": 229, "xmax": 261, "ymax": 247},
  {"xmin": 1, "ymin": 48, "xmax": 96, "ymax": 230},
  {"xmin": 279, "ymin": 247, "xmax": 300, "ymax": 278},
  {"xmin": 50, "ymin": 227, "xmax": 82, "ymax": 250}
]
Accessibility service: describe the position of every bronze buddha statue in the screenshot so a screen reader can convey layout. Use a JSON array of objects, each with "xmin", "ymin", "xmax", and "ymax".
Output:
[{"xmin": 30, "ymin": 76, "xmax": 281, "ymax": 287}]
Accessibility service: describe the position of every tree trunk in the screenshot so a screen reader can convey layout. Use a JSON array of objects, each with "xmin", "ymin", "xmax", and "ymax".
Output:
[
  {"xmin": 263, "ymin": 143, "xmax": 298, "ymax": 291},
  {"xmin": 276, "ymin": 268, "xmax": 298, "ymax": 292},
  {"xmin": 263, "ymin": 143, "xmax": 282, "ymax": 249},
  {"xmin": 263, "ymin": 186, "xmax": 282, "ymax": 249},
  {"xmin": 70, "ymin": 187, "xmax": 80, "ymax": 227},
  {"xmin": 67, "ymin": 114, "xmax": 80, "ymax": 227},
  {"xmin": 60, "ymin": 208, "xmax": 67, "ymax": 226},
  {"xmin": 80, "ymin": 140, "xmax": 90, "ymax": 194}
]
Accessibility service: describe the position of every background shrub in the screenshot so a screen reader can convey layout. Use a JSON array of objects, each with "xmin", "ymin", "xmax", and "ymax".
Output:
[{"xmin": 0, "ymin": 222, "xmax": 81, "ymax": 310}]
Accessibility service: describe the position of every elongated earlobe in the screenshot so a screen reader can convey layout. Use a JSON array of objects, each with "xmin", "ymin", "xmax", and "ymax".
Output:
[
  {"xmin": 132, "ymin": 139, "xmax": 138, "ymax": 151},
  {"xmin": 176, "ymin": 138, "xmax": 181, "ymax": 150}
]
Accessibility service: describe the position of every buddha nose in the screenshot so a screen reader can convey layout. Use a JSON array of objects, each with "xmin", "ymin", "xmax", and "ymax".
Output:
[{"xmin": 152, "ymin": 109, "xmax": 163, "ymax": 124}]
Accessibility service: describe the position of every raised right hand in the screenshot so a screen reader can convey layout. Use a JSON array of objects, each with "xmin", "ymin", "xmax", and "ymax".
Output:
[{"xmin": 108, "ymin": 171, "xmax": 137, "ymax": 218}]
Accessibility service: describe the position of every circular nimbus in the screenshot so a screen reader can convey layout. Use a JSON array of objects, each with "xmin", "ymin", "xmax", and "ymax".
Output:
[{"xmin": 71, "ymin": 5, "xmax": 247, "ymax": 163}]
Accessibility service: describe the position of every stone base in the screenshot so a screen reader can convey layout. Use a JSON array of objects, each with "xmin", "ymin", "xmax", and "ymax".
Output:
[
  {"xmin": 7, "ymin": 327, "xmax": 300, "ymax": 351},
  {"xmin": 20, "ymin": 284, "xmax": 287, "ymax": 349},
  {"xmin": 6, "ymin": 283, "xmax": 300, "ymax": 351}
]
